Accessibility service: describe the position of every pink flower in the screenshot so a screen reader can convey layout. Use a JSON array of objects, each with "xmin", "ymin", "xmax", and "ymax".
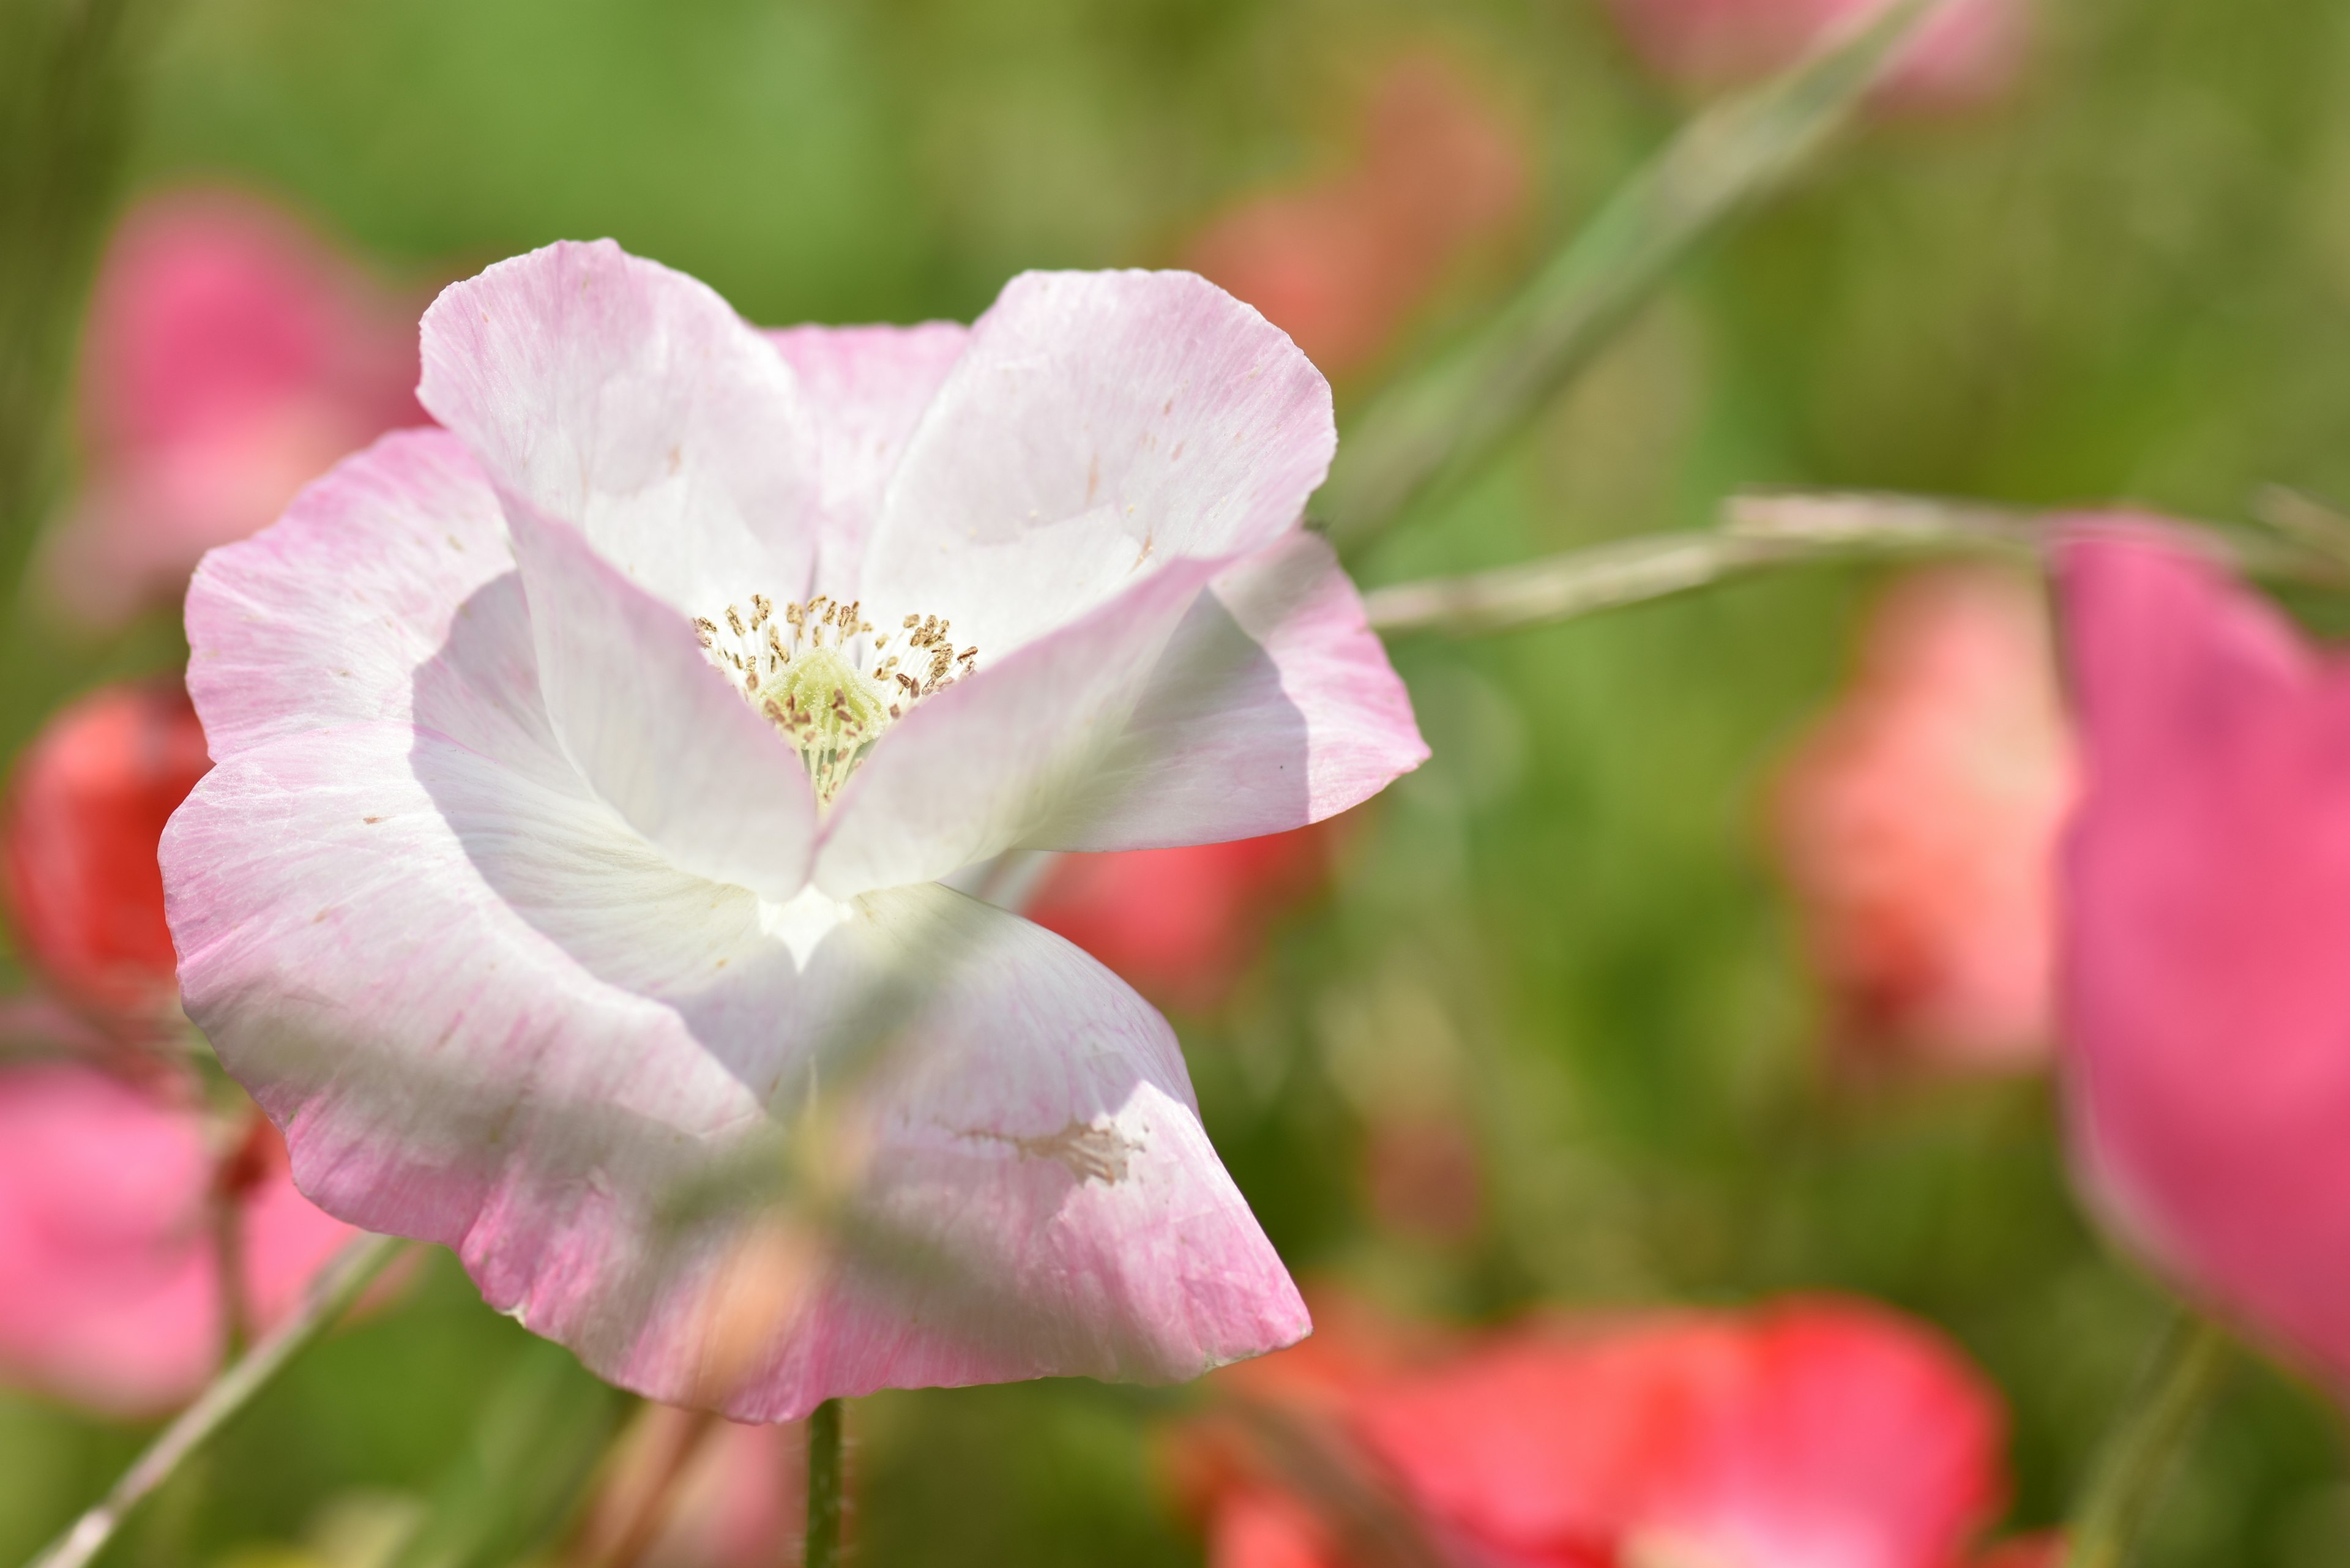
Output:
[
  {"xmin": 1770, "ymin": 567, "xmax": 2075, "ymax": 1073},
  {"xmin": 1182, "ymin": 56, "xmax": 1526, "ymax": 378},
  {"xmin": 4, "ymin": 680, "xmax": 212, "ymax": 1026},
  {"xmin": 2058, "ymin": 529, "xmax": 2350, "ymax": 1388},
  {"xmin": 1604, "ymin": 0, "xmax": 2024, "ymax": 110},
  {"xmin": 161, "ymin": 242, "xmax": 1428, "ymax": 1421},
  {"xmin": 1024, "ymin": 818, "xmax": 1343, "ymax": 1012},
  {"xmin": 1177, "ymin": 1295, "xmax": 2022, "ymax": 1568},
  {"xmin": 43, "ymin": 187, "xmax": 422, "ymax": 627},
  {"xmin": 0, "ymin": 1062, "xmax": 353, "ymax": 1417}
]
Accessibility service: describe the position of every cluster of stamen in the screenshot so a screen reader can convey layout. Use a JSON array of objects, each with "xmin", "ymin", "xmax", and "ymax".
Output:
[{"xmin": 695, "ymin": 592, "xmax": 978, "ymax": 804}]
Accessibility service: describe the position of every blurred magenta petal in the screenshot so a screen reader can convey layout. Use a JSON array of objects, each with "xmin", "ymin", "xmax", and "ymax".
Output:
[
  {"xmin": 0, "ymin": 1064, "xmax": 217, "ymax": 1414},
  {"xmin": 2059, "ymin": 529, "xmax": 2350, "ymax": 1387},
  {"xmin": 4, "ymin": 680, "xmax": 212, "ymax": 1022},
  {"xmin": 1188, "ymin": 1296, "xmax": 2010, "ymax": 1568},
  {"xmin": 0, "ymin": 1064, "xmax": 356, "ymax": 1417},
  {"xmin": 1605, "ymin": 0, "xmax": 2024, "ymax": 110},
  {"xmin": 45, "ymin": 187, "xmax": 423, "ymax": 627},
  {"xmin": 1770, "ymin": 567, "xmax": 2075, "ymax": 1072},
  {"xmin": 1184, "ymin": 56, "xmax": 1527, "ymax": 378},
  {"xmin": 165, "ymin": 241, "xmax": 1419, "ymax": 1417}
]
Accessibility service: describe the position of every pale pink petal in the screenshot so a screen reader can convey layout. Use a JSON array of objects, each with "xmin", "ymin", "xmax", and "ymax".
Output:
[
  {"xmin": 187, "ymin": 424, "xmax": 818, "ymax": 899},
  {"xmin": 811, "ymin": 556, "xmax": 1231, "ymax": 897},
  {"xmin": 164, "ymin": 725, "xmax": 1304, "ymax": 1421},
  {"xmin": 857, "ymin": 270, "xmax": 1335, "ymax": 659},
  {"xmin": 417, "ymin": 240, "xmax": 819, "ymax": 614},
  {"xmin": 2058, "ymin": 531, "xmax": 2350, "ymax": 1387},
  {"xmin": 0, "ymin": 1065, "xmax": 218, "ymax": 1416},
  {"xmin": 185, "ymin": 428, "xmax": 554, "ymax": 775},
  {"xmin": 504, "ymin": 499, "xmax": 818, "ymax": 897},
  {"xmin": 763, "ymin": 322, "xmax": 969, "ymax": 593},
  {"xmin": 1035, "ymin": 531, "xmax": 1427, "ymax": 849}
]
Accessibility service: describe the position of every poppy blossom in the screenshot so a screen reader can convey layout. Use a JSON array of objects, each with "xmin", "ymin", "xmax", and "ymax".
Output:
[
  {"xmin": 1770, "ymin": 567, "xmax": 2074, "ymax": 1073},
  {"xmin": 162, "ymin": 241, "xmax": 1427, "ymax": 1421}
]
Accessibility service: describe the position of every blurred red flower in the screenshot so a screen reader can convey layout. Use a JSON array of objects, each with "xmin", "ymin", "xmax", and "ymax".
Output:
[
  {"xmin": 1182, "ymin": 55, "xmax": 1527, "ymax": 378},
  {"xmin": 0, "ymin": 677, "xmax": 362, "ymax": 1414},
  {"xmin": 1603, "ymin": 0, "xmax": 2023, "ymax": 110},
  {"xmin": 4, "ymin": 679, "xmax": 211, "ymax": 1024},
  {"xmin": 1025, "ymin": 818, "xmax": 1350, "ymax": 1014},
  {"xmin": 1770, "ymin": 567, "xmax": 2075, "ymax": 1073},
  {"xmin": 42, "ymin": 186, "xmax": 423, "ymax": 627},
  {"xmin": 2059, "ymin": 526, "xmax": 2350, "ymax": 1392},
  {"xmin": 0, "ymin": 1063, "xmax": 352, "ymax": 1416},
  {"xmin": 1174, "ymin": 1294, "xmax": 2040, "ymax": 1568}
]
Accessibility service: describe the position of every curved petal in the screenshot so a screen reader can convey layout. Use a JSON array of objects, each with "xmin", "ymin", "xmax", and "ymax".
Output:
[
  {"xmin": 857, "ymin": 271, "xmax": 1335, "ymax": 659},
  {"xmin": 417, "ymin": 240, "xmax": 819, "ymax": 614},
  {"xmin": 763, "ymin": 322, "xmax": 968, "ymax": 594},
  {"xmin": 2057, "ymin": 530, "xmax": 2350, "ymax": 1386},
  {"xmin": 812, "ymin": 555, "xmax": 1228, "ymax": 897},
  {"xmin": 163, "ymin": 724, "xmax": 1304, "ymax": 1421},
  {"xmin": 1031, "ymin": 531, "xmax": 1427, "ymax": 849},
  {"xmin": 504, "ymin": 499, "xmax": 816, "ymax": 898},
  {"xmin": 185, "ymin": 427, "xmax": 555, "ymax": 777}
]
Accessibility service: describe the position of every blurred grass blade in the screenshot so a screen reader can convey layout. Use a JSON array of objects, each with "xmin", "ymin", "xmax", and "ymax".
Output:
[
  {"xmin": 1316, "ymin": 0, "xmax": 1945, "ymax": 554},
  {"xmin": 388, "ymin": 1338, "xmax": 627, "ymax": 1568},
  {"xmin": 0, "ymin": 0, "xmax": 173, "ymax": 623},
  {"xmin": 31, "ymin": 1234, "xmax": 411, "ymax": 1568},
  {"xmin": 2061, "ymin": 1313, "xmax": 2234, "ymax": 1568}
]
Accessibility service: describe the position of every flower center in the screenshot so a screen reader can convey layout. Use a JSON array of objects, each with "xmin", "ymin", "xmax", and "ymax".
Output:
[{"xmin": 695, "ymin": 593, "xmax": 977, "ymax": 804}]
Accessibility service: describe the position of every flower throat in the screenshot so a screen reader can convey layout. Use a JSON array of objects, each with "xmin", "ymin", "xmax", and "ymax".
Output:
[{"xmin": 696, "ymin": 592, "xmax": 977, "ymax": 804}]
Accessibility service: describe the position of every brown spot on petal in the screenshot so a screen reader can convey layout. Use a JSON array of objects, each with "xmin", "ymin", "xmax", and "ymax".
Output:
[{"xmin": 1012, "ymin": 1119, "xmax": 1136, "ymax": 1184}]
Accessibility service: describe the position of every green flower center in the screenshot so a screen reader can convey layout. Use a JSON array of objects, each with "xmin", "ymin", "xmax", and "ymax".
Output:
[{"xmin": 696, "ymin": 592, "xmax": 977, "ymax": 805}]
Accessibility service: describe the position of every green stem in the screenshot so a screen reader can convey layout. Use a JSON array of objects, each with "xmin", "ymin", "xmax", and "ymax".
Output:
[
  {"xmin": 805, "ymin": 1397, "xmax": 845, "ymax": 1568},
  {"xmin": 2061, "ymin": 1313, "xmax": 2235, "ymax": 1568},
  {"xmin": 1360, "ymin": 491, "xmax": 2350, "ymax": 638},
  {"xmin": 30, "ymin": 1234, "xmax": 411, "ymax": 1568},
  {"xmin": 1316, "ymin": 0, "xmax": 1951, "ymax": 554}
]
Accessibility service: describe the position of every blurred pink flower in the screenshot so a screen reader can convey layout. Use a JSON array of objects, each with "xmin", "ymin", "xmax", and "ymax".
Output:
[
  {"xmin": 1770, "ymin": 566, "xmax": 2075, "ymax": 1073},
  {"xmin": 2059, "ymin": 528, "xmax": 2350, "ymax": 1389},
  {"xmin": 1025, "ymin": 818, "xmax": 1343, "ymax": 1013},
  {"xmin": 1183, "ymin": 56, "xmax": 1526, "ymax": 378},
  {"xmin": 43, "ymin": 187, "xmax": 422, "ymax": 627},
  {"xmin": 162, "ymin": 241, "xmax": 1426, "ymax": 1420},
  {"xmin": 1604, "ymin": 0, "xmax": 2023, "ymax": 110},
  {"xmin": 1176, "ymin": 1294, "xmax": 2030, "ymax": 1568},
  {"xmin": 0, "ymin": 1063, "xmax": 352, "ymax": 1417},
  {"xmin": 4, "ymin": 679, "xmax": 211, "ymax": 1026}
]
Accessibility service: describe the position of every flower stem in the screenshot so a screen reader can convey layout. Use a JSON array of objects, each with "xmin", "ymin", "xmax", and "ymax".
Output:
[
  {"xmin": 2061, "ymin": 1312, "xmax": 2235, "ymax": 1568},
  {"xmin": 1316, "ymin": 0, "xmax": 1952, "ymax": 554},
  {"xmin": 1361, "ymin": 491, "xmax": 2350, "ymax": 638},
  {"xmin": 30, "ymin": 1233, "xmax": 411, "ymax": 1568},
  {"xmin": 805, "ymin": 1397, "xmax": 845, "ymax": 1568}
]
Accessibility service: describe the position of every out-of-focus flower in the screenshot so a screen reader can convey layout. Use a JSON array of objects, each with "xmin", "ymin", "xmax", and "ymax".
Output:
[
  {"xmin": 572, "ymin": 1405, "xmax": 802, "ymax": 1568},
  {"xmin": 2059, "ymin": 529, "xmax": 2350, "ymax": 1390},
  {"xmin": 42, "ymin": 187, "xmax": 422, "ymax": 627},
  {"xmin": 0, "ymin": 1062, "xmax": 353, "ymax": 1416},
  {"xmin": 1183, "ymin": 56, "xmax": 1526, "ymax": 378},
  {"xmin": 1603, "ymin": 0, "xmax": 2023, "ymax": 111},
  {"xmin": 1024, "ymin": 817, "xmax": 1342, "ymax": 1013},
  {"xmin": 1177, "ymin": 1295, "xmax": 2027, "ymax": 1568},
  {"xmin": 162, "ymin": 241, "xmax": 1427, "ymax": 1421},
  {"xmin": 1770, "ymin": 566, "xmax": 2075, "ymax": 1073},
  {"xmin": 4, "ymin": 679, "xmax": 211, "ymax": 1025}
]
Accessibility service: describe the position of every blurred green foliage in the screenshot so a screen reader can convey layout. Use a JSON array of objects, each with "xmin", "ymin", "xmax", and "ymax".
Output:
[{"xmin": 6, "ymin": 0, "xmax": 2350, "ymax": 1563}]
